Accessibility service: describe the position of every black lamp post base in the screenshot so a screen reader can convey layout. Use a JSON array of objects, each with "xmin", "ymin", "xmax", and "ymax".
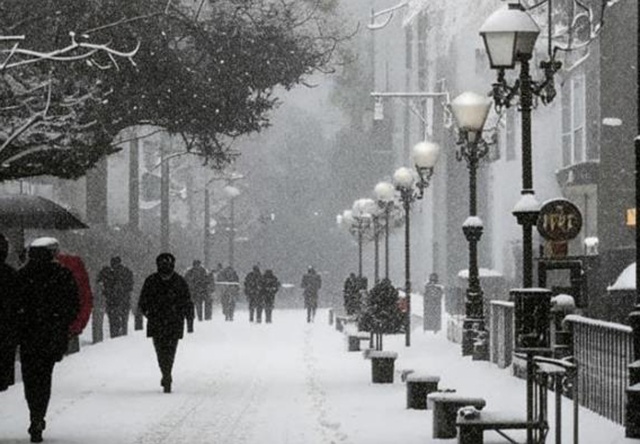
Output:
[{"xmin": 461, "ymin": 317, "xmax": 488, "ymax": 360}]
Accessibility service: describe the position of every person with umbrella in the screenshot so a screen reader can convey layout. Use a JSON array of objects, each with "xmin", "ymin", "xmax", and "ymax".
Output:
[
  {"xmin": 16, "ymin": 237, "xmax": 79, "ymax": 443},
  {"xmin": 138, "ymin": 253, "xmax": 194, "ymax": 393}
]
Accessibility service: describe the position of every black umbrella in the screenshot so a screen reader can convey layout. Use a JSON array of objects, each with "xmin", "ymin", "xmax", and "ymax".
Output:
[{"xmin": 0, "ymin": 194, "xmax": 88, "ymax": 230}]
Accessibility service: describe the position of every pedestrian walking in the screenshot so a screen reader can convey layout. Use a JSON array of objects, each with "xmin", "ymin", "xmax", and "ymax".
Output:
[
  {"xmin": 138, "ymin": 253, "xmax": 194, "ymax": 394},
  {"xmin": 244, "ymin": 265, "xmax": 262, "ymax": 322},
  {"xmin": 301, "ymin": 266, "xmax": 322, "ymax": 323},
  {"xmin": 0, "ymin": 234, "xmax": 19, "ymax": 392},
  {"xmin": 16, "ymin": 237, "xmax": 80, "ymax": 443},
  {"xmin": 208, "ymin": 263, "xmax": 224, "ymax": 320},
  {"xmin": 97, "ymin": 256, "xmax": 134, "ymax": 338},
  {"xmin": 217, "ymin": 265, "xmax": 239, "ymax": 321},
  {"xmin": 261, "ymin": 269, "xmax": 281, "ymax": 323},
  {"xmin": 184, "ymin": 260, "xmax": 210, "ymax": 322},
  {"xmin": 343, "ymin": 272, "xmax": 360, "ymax": 316},
  {"xmin": 423, "ymin": 273, "xmax": 443, "ymax": 333}
]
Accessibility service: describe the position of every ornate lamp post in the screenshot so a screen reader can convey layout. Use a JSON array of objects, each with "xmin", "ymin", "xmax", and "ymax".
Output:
[
  {"xmin": 394, "ymin": 141, "xmax": 441, "ymax": 347},
  {"xmin": 340, "ymin": 208, "xmax": 367, "ymax": 279},
  {"xmin": 354, "ymin": 198, "xmax": 379, "ymax": 283},
  {"xmin": 374, "ymin": 181, "xmax": 396, "ymax": 280},
  {"xmin": 451, "ymin": 91, "xmax": 492, "ymax": 358},
  {"xmin": 480, "ymin": 2, "xmax": 560, "ymax": 288},
  {"xmin": 480, "ymin": 5, "xmax": 561, "ymax": 441}
]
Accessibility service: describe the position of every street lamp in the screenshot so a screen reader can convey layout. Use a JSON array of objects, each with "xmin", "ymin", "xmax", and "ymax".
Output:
[
  {"xmin": 224, "ymin": 184, "xmax": 240, "ymax": 267},
  {"xmin": 451, "ymin": 91, "xmax": 493, "ymax": 358},
  {"xmin": 204, "ymin": 172, "xmax": 244, "ymax": 269},
  {"xmin": 354, "ymin": 198, "xmax": 380, "ymax": 283},
  {"xmin": 374, "ymin": 181, "xmax": 396, "ymax": 280},
  {"xmin": 480, "ymin": 2, "xmax": 561, "ymax": 288},
  {"xmin": 480, "ymin": 5, "xmax": 561, "ymax": 441},
  {"xmin": 394, "ymin": 141, "xmax": 441, "ymax": 347},
  {"xmin": 340, "ymin": 209, "xmax": 362, "ymax": 278}
]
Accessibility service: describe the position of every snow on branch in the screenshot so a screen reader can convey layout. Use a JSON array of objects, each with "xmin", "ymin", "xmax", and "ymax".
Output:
[{"xmin": 0, "ymin": 31, "xmax": 139, "ymax": 72}]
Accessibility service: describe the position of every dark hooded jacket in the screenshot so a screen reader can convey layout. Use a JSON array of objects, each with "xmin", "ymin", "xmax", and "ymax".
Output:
[{"xmin": 138, "ymin": 272, "xmax": 194, "ymax": 339}]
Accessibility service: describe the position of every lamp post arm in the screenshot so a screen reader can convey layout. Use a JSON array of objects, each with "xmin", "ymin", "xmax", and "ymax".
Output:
[{"xmin": 367, "ymin": 2, "xmax": 408, "ymax": 30}]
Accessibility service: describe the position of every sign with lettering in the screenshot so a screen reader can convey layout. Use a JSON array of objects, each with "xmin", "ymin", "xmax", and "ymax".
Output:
[{"xmin": 537, "ymin": 198, "xmax": 582, "ymax": 241}]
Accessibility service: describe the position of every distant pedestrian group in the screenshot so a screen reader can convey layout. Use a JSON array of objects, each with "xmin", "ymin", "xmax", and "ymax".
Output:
[{"xmin": 242, "ymin": 265, "xmax": 281, "ymax": 324}]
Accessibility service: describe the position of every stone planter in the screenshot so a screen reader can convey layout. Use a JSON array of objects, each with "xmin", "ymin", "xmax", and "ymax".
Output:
[
  {"xmin": 369, "ymin": 350, "xmax": 398, "ymax": 384},
  {"xmin": 405, "ymin": 374, "xmax": 440, "ymax": 409}
]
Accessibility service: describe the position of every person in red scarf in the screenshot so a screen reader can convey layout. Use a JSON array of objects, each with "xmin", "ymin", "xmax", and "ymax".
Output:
[{"xmin": 56, "ymin": 252, "xmax": 93, "ymax": 337}]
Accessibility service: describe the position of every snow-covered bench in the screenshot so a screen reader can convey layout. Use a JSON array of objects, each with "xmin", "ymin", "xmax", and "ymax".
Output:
[
  {"xmin": 456, "ymin": 410, "xmax": 536, "ymax": 444},
  {"xmin": 427, "ymin": 392, "xmax": 486, "ymax": 439}
]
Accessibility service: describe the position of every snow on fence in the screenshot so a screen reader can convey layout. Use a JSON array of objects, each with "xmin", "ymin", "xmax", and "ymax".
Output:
[
  {"xmin": 489, "ymin": 300, "xmax": 514, "ymax": 369},
  {"xmin": 565, "ymin": 315, "xmax": 633, "ymax": 424}
]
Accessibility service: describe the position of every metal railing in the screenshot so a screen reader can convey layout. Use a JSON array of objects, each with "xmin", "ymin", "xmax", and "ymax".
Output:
[{"xmin": 564, "ymin": 314, "xmax": 633, "ymax": 424}]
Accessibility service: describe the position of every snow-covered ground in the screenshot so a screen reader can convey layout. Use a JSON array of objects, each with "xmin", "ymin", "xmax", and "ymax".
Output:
[{"xmin": 0, "ymin": 305, "xmax": 637, "ymax": 443}]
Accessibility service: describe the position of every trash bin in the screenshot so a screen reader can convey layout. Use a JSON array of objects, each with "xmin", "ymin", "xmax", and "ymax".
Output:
[{"xmin": 369, "ymin": 350, "xmax": 398, "ymax": 383}]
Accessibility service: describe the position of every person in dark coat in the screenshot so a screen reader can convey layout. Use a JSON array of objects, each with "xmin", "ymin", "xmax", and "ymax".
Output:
[
  {"xmin": 261, "ymin": 269, "xmax": 281, "ymax": 324},
  {"xmin": 301, "ymin": 266, "xmax": 322, "ymax": 323},
  {"xmin": 217, "ymin": 265, "xmax": 239, "ymax": 321},
  {"xmin": 138, "ymin": 253, "xmax": 194, "ymax": 394},
  {"xmin": 343, "ymin": 272, "xmax": 360, "ymax": 316},
  {"xmin": 184, "ymin": 259, "xmax": 210, "ymax": 322},
  {"xmin": 0, "ymin": 234, "xmax": 19, "ymax": 392},
  {"xmin": 97, "ymin": 256, "xmax": 134, "ymax": 338},
  {"xmin": 244, "ymin": 265, "xmax": 262, "ymax": 322},
  {"xmin": 17, "ymin": 237, "xmax": 80, "ymax": 443}
]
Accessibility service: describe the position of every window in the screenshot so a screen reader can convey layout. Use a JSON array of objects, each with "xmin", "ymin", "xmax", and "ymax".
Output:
[{"xmin": 561, "ymin": 73, "xmax": 587, "ymax": 166}]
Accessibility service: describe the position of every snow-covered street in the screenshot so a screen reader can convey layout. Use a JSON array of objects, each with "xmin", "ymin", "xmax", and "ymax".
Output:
[{"xmin": 0, "ymin": 307, "xmax": 635, "ymax": 444}]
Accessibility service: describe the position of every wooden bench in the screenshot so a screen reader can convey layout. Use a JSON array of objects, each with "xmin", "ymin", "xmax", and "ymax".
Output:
[
  {"xmin": 456, "ymin": 410, "xmax": 538, "ymax": 444},
  {"xmin": 405, "ymin": 373, "xmax": 440, "ymax": 410},
  {"xmin": 427, "ymin": 392, "xmax": 486, "ymax": 439}
]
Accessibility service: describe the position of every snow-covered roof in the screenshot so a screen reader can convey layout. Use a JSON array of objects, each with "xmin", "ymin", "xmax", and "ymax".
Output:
[{"xmin": 607, "ymin": 262, "xmax": 636, "ymax": 291}]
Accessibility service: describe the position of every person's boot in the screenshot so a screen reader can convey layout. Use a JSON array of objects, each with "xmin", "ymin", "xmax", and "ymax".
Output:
[
  {"xmin": 161, "ymin": 376, "xmax": 172, "ymax": 393},
  {"xmin": 28, "ymin": 419, "xmax": 45, "ymax": 443}
]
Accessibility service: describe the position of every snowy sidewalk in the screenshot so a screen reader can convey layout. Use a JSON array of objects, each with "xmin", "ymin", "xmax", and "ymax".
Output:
[{"xmin": 0, "ymin": 307, "xmax": 636, "ymax": 444}]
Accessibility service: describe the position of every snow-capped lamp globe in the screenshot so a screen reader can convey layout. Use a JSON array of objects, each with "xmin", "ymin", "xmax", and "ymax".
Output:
[
  {"xmin": 374, "ymin": 181, "xmax": 395, "ymax": 203},
  {"xmin": 451, "ymin": 91, "xmax": 492, "ymax": 144},
  {"xmin": 411, "ymin": 141, "xmax": 440, "ymax": 199},
  {"xmin": 223, "ymin": 185, "xmax": 241, "ymax": 199},
  {"xmin": 479, "ymin": 2, "xmax": 540, "ymax": 70}
]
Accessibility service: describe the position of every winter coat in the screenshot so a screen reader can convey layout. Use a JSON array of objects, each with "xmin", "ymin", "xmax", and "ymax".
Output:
[
  {"xmin": 184, "ymin": 265, "xmax": 210, "ymax": 302},
  {"xmin": 301, "ymin": 272, "xmax": 321, "ymax": 308},
  {"xmin": 17, "ymin": 260, "xmax": 80, "ymax": 361},
  {"xmin": 0, "ymin": 263, "xmax": 19, "ymax": 391},
  {"xmin": 138, "ymin": 272, "xmax": 194, "ymax": 340},
  {"xmin": 97, "ymin": 263, "xmax": 134, "ymax": 313},
  {"xmin": 57, "ymin": 253, "xmax": 93, "ymax": 336},
  {"xmin": 244, "ymin": 270, "xmax": 262, "ymax": 299},
  {"xmin": 261, "ymin": 273, "xmax": 281, "ymax": 307}
]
